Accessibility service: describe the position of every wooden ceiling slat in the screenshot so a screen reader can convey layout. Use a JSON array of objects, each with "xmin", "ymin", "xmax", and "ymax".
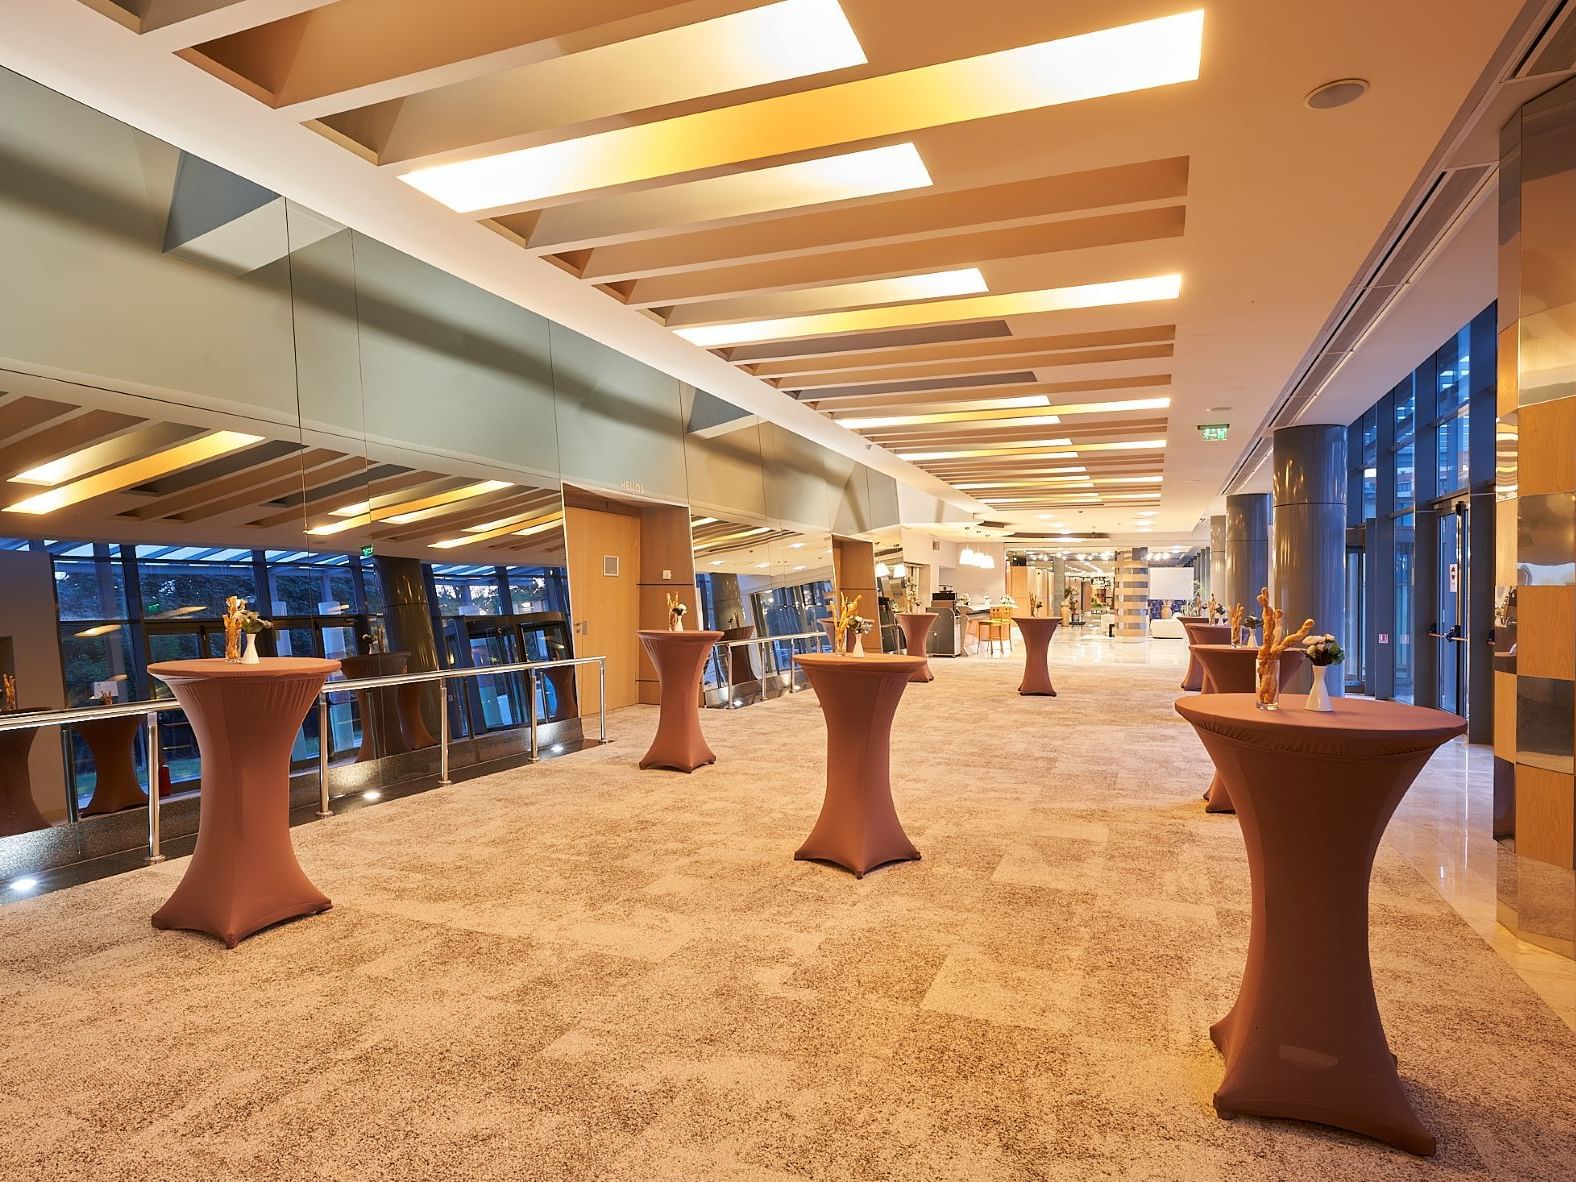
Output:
[
  {"xmin": 168, "ymin": 454, "xmax": 365, "ymax": 522},
  {"xmin": 772, "ymin": 344, "xmax": 1175, "ymax": 389},
  {"xmin": 125, "ymin": 446, "xmax": 329, "ymax": 519},
  {"xmin": 0, "ymin": 410, "xmax": 143, "ymax": 479},
  {"xmin": 0, "ymin": 395, "xmax": 78, "ymax": 442},
  {"xmin": 745, "ymin": 328, "xmax": 1177, "ymax": 378}
]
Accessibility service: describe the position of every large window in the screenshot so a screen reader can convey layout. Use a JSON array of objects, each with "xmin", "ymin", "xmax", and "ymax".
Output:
[{"xmin": 1346, "ymin": 306, "xmax": 1494, "ymax": 716}]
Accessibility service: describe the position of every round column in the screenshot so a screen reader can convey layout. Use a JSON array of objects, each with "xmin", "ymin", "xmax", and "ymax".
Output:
[
  {"xmin": 1224, "ymin": 493, "xmax": 1271, "ymax": 613},
  {"xmin": 1271, "ymin": 424, "xmax": 1347, "ymax": 695},
  {"xmin": 1209, "ymin": 514, "xmax": 1227, "ymax": 604}
]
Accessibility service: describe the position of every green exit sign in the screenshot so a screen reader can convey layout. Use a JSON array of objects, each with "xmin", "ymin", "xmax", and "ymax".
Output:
[
  {"xmin": 360, "ymin": 544, "xmax": 375, "ymax": 560},
  {"xmin": 1198, "ymin": 423, "xmax": 1229, "ymax": 441}
]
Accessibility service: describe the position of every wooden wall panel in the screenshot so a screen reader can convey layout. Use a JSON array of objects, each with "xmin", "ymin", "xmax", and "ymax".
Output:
[
  {"xmin": 1516, "ymin": 765, "xmax": 1576, "ymax": 870},
  {"xmin": 1518, "ymin": 397, "xmax": 1576, "ymax": 496},
  {"xmin": 1517, "ymin": 585, "xmax": 1575, "ymax": 680}
]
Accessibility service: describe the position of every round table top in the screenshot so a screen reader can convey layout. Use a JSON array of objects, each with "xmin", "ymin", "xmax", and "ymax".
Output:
[
  {"xmin": 636, "ymin": 629, "xmax": 723, "ymax": 644},
  {"xmin": 1175, "ymin": 693, "xmax": 1466, "ymax": 757},
  {"xmin": 1191, "ymin": 643, "xmax": 1306, "ymax": 660},
  {"xmin": 794, "ymin": 653, "xmax": 927, "ymax": 675},
  {"xmin": 1182, "ymin": 621, "xmax": 1233, "ymax": 639},
  {"xmin": 896, "ymin": 611, "xmax": 937, "ymax": 622},
  {"xmin": 148, "ymin": 657, "xmax": 342, "ymax": 682},
  {"xmin": 1013, "ymin": 615, "xmax": 1059, "ymax": 629}
]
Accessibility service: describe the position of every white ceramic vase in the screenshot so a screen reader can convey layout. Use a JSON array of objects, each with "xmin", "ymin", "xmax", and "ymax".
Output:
[
  {"xmin": 241, "ymin": 632, "xmax": 260, "ymax": 665},
  {"xmin": 853, "ymin": 632, "xmax": 865, "ymax": 656},
  {"xmin": 1307, "ymin": 663, "xmax": 1333, "ymax": 711}
]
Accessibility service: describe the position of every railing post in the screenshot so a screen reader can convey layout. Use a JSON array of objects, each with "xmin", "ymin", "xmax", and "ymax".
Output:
[
  {"xmin": 598, "ymin": 658, "xmax": 607, "ymax": 743},
  {"xmin": 527, "ymin": 668, "xmax": 540, "ymax": 762},
  {"xmin": 145, "ymin": 710, "xmax": 164, "ymax": 865},
  {"xmin": 316, "ymin": 693, "xmax": 332, "ymax": 817},
  {"xmin": 438, "ymin": 675, "xmax": 451, "ymax": 785},
  {"xmin": 759, "ymin": 639, "xmax": 770, "ymax": 703},
  {"xmin": 722, "ymin": 643, "xmax": 733, "ymax": 709}
]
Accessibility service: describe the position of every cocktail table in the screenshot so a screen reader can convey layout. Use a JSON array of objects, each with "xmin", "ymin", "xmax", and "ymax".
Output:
[
  {"xmin": 1180, "ymin": 621, "xmax": 1232, "ymax": 690},
  {"xmin": 637, "ymin": 630, "xmax": 722, "ymax": 772},
  {"xmin": 792, "ymin": 653, "xmax": 925, "ymax": 877},
  {"xmin": 147, "ymin": 658, "xmax": 339, "ymax": 947},
  {"xmin": 1013, "ymin": 617, "xmax": 1060, "ymax": 695},
  {"xmin": 1189, "ymin": 644, "xmax": 1306, "ymax": 813},
  {"xmin": 1174, "ymin": 693, "xmax": 1465, "ymax": 1155},
  {"xmin": 895, "ymin": 612, "xmax": 938, "ymax": 682}
]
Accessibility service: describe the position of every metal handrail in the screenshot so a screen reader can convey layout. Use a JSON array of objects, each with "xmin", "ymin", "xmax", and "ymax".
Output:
[
  {"xmin": 705, "ymin": 629, "xmax": 831, "ymax": 708},
  {"xmin": 0, "ymin": 653, "xmax": 609, "ymax": 867}
]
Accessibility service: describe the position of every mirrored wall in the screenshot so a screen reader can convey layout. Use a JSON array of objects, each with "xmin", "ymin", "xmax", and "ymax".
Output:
[{"xmin": 0, "ymin": 63, "xmax": 899, "ymax": 862}]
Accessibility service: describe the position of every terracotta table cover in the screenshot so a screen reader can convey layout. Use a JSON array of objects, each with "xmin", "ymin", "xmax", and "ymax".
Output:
[
  {"xmin": 78, "ymin": 712, "xmax": 148, "ymax": 816},
  {"xmin": 895, "ymin": 612, "xmax": 938, "ymax": 682},
  {"xmin": 1013, "ymin": 617, "xmax": 1060, "ymax": 696},
  {"xmin": 1174, "ymin": 693, "xmax": 1466, "ymax": 1155},
  {"xmin": 340, "ymin": 652, "xmax": 412, "ymax": 762},
  {"xmin": 147, "ymin": 657, "xmax": 340, "ymax": 948},
  {"xmin": 0, "ymin": 722, "xmax": 48, "ymax": 837},
  {"xmin": 637, "ymin": 630, "xmax": 722, "ymax": 773},
  {"xmin": 1188, "ymin": 644, "xmax": 1307, "ymax": 814},
  {"xmin": 1180, "ymin": 621, "xmax": 1232, "ymax": 690},
  {"xmin": 792, "ymin": 653, "xmax": 926, "ymax": 877}
]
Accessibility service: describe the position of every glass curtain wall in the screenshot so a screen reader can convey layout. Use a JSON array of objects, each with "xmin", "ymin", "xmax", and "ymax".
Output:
[{"xmin": 1346, "ymin": 306, "xmax": 1495, "ymax": 727}]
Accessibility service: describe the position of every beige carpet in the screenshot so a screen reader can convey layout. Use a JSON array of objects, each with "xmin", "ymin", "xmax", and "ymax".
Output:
[{"xmin": 3, "ymin": 642, "xmax": 1576, "ymax": 1180}]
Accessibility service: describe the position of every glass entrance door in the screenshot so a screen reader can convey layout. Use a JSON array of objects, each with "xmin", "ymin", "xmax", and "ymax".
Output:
[{"xmin": 1429, "ymin": 500, "xmax": 1468, "ymax": 716}]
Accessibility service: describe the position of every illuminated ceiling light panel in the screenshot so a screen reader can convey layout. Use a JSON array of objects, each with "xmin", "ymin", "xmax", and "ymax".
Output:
[
  {"xmin": 399, "ymin": 10, "xmax": 1203, "ymax": 208},
  {"xmin": 897, "ymin": 438, "xmax": 1072, "ymax": 461},
  {"xmin": 310, "ymin": 481, "xmax": 513, "ymax": 535},
  {"xmin": 9, "ymin": 424, "xmax": 199, "ymax": 487},
  {"xmin": 675, "ymin": 275, "xmax": 1182, "ymax": 349},
  {"xmin": 690, "ymin": 516, "xmax": 719, "ymax": 527},
  {"xmin": 465, "ymin": 505, "xmax": 558, "ymax": 532},
  {"xmin": 674, "ymin": 269, "xmax": 988, "ymax": 326},
  {"xmin": 694, "ymin": 526, "xmax": 774, "ymax": 550},
  {"xmin": 433, "ymin": 510, "xmax": 563, "ymax": 549},
  {"xmin": 376, "ymin": 0, "xmax": 868, "ymax": 168},
  {"xmin": 841, "ymin": 410, "xmax": 1060, "ymax": 431},
  {"xmin": 524, "ymin": 144, "xmax": 934, "ymax": 248},
  {"xmin": 1073, "ymin": 439, "xmax": 1167, "ymax": 452},
  {"xmin": 833, "ymin": 395, "xmax": 1168, "ymax": 431},
  {"xmin": 955, "ymin": 475, "xmax": 1094, "ymax": 490},
  {"xmin": 4, "ymin": 431, "xmax": 263, "ymax": 515}
]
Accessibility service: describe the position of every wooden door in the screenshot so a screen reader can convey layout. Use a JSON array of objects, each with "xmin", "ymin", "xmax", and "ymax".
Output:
[{"xmin": 565, "ymin": 506, "xmax": 641, "ymax": 713}]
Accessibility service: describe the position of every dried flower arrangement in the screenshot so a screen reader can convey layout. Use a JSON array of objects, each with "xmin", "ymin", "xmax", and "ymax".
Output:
[
  {"xmin": 1254, "ymin": 587, "xmax": 1315, "ymax": 708},
  {"xmin": 833, "ymin": 592, "xmax": 862, "ymax": 653}
]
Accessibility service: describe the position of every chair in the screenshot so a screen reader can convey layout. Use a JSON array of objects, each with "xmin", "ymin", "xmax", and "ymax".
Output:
[{"xmin": 973, "ymin": 606, "xmax": 1013, "ymax": 656}]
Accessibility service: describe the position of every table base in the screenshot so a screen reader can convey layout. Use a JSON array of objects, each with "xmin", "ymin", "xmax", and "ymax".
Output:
[
  {"xmin": 1197, "ymin": 726, "xmax": 1438, "ymax": 1155},
  {"xmin": 639, "ymin": 741, "xmax": 717, "ymax": 774},
  {"xmin": 153, "ymin": 891, "xmax": 332, "ymax": 951}
]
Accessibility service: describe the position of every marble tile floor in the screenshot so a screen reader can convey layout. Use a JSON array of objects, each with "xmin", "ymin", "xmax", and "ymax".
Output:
[
  {"xmin": 2, "ymin": 631, "xmax": 1575, "ymax": 1180},
  {"xmin": 1062, "ymin": 628, "xmax": 1576, "ymax": 1032}
]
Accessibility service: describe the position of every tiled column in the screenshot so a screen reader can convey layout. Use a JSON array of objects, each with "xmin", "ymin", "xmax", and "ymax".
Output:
[
  {"xmin": 1209, "ymin": 514, "xmax": 1227, "ymax": 604},
  {"xmin": 1224, "ymin": 493, "xmax": 1270, "ymax": 612},
  {"xmin": 1497, "ymin": 84, "xmax": 1576, "ymax": 955},
  {"xmin": 1271, "ymin": 424, "xmax": 1347, "ymax": 696},
  {"xmin": 1114, "ymin": 548, "xmax": 1149, "ymax": 641}
]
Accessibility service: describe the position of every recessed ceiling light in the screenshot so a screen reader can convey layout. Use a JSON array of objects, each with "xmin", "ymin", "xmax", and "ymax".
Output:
[
  {"xmin": 1305, "ymin": 78, "xmax": 1368, "ymax": 110},
  {"xmin": 675, "ymin": 274, "xmax": 1182, "ymax": 348},
  {"xmin": 4, "ymin": 431, "xmax": 263, "ymax": 515},
  {"xmin": 690, "ymin": 516, "xmax": 718, "ymax": 527},
  {"xmin": 400, "ymin": 10, "xmax": 1203, "ymax": 208}
]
